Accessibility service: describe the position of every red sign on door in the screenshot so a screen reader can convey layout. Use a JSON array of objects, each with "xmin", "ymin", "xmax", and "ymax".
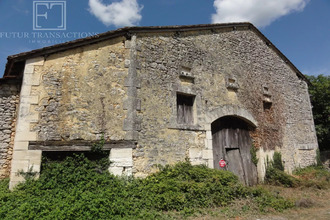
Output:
[{"xmin": 219, "ymin": 159, "xmax": 226, "ymax": 168}]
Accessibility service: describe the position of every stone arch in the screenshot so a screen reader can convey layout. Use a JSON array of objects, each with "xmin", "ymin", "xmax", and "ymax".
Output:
[
  {"xmin": 211, "ymin": 115, "xmax": 258, "ymax": 185},
  {"xmin": 205, "ymin": 105, "xmax": 257, "ymax": 130},
  {"xmin": 203, "ymin": 105, "xmax": 258, "ymax": 179}
]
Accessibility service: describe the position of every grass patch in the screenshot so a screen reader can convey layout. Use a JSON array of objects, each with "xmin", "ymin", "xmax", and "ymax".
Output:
[
  {"xmin": 265, "ymin": 159, "xmax": 330, "ymax": 190},
  {"xmin": 293, "ymin": 165, "xmax": 330, "ymax": 189}
]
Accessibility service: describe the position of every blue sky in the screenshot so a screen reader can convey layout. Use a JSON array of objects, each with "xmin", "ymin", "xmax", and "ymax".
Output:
[{"xmin": 0, "ymin": 0, "xmax": 329, "ymax": 77}]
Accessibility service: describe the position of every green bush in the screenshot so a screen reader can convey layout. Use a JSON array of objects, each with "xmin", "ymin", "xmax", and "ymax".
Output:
[
  {"xmin": 265, "ymin": 166, "xmax": 297, "ymax": 187},
  {"xmin": 249, "ymin": 187, "xmax": 294, "ymax": 211},
  {"xmin": 265, "ymin": 162, "xmax": 330, "ymax": 189},
  {"xmin": 316, "ymin": 149, "xmax": 322, "ymax": 167},
  {"xmin": 294, "ymin": 165, "xmax": 329, "ymax": 178},
  {"xmin": 141, "ymin": 162, "xmax": 245, "ymax": 210},
  {"xmin": 264, "ymin": 152, "xmax": 297, "ymax": 187},
  {"xmin": 0, "ymin": 153, "xmax": 293, "ymax": 219},
  {"xmin": 272, "ymin": 152, "xmax": 284, "ymax": 171},
  {"xmin": 250, "ymin": 144, "xmax": 259, "ymax": 166}
]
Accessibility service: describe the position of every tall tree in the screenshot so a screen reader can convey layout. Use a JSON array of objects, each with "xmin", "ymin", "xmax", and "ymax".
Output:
[{"xmin": 306, "ymin": 75, "xmax": 330, "ymax": 151}]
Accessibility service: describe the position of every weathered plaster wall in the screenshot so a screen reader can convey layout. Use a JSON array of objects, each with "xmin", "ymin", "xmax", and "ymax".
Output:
[
  {"xmin": 31, "ymin": 37, "xmax": 129, "ymax": 141},
  {"xmin": 0, "ymin": 82, "xmax": 20, "ymax": 178},
  {"xmin": 133, "ymin": 27, "xmax": 318, "ymax": 177}
]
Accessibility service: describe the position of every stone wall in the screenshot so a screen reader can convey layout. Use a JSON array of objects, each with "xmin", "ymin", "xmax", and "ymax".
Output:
[
  {"xmin": 0, "ymin": 82, "xmax": 20, "ymax": 178},
  {"xmin": 30, "ymin": 37, "xmax": 129, "ymax": 141},
  {"xmin": 132, "ymin": 27, "xmax": 318, "ymax": 177}
]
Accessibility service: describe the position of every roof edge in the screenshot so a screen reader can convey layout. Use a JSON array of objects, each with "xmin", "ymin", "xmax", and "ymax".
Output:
[{"xmin": 2, "ymin": 22, "xmax": 309, "ymax": 84}]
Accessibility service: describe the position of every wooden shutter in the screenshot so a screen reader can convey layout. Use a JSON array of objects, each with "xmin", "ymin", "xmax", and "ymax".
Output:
[{"xmin": 177, "ymin": 94, "xmax": 194, "ymax": 124}]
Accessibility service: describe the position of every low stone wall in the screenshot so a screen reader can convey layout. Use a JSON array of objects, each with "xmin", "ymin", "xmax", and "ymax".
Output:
[{"xmin": 0, "ymin": 82, "xmax": 20, "ymax": 179}]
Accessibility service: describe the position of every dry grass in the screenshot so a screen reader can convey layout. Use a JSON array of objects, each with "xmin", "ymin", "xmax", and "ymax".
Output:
[
  {"xmin": 186, "ymin": 165, "xmax": 330, "ymax": 220},
  {"xmin": 186, "ymin": 186, "xmax": 330, "ymax": 220}
]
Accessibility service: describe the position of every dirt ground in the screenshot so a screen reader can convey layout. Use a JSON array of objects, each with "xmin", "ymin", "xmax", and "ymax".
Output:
[{"xmin": 190, "ymin": 186, "xmax": 330, "ymax": 220}]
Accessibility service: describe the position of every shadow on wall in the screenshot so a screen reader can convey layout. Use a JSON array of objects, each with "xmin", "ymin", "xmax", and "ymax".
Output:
[{"xmin": 321, "ymin": 151, "xmax": 330, "ymax": 169}]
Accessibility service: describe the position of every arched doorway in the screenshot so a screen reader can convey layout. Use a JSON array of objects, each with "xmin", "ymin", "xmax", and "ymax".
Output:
[{"xmin": 212, "ymin": 116, "xmax": 257, "ymax": 185}]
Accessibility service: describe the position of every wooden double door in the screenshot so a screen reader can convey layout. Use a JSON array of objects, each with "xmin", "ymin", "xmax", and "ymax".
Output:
[{"xmin": 212, "ymin": 116, "xmax": 257, "ymax": 186}]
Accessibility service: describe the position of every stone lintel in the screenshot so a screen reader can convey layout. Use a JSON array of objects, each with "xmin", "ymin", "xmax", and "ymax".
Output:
[
  {"xmin": 28, "ymin": 140, "xmax": 137, "ymax": 151},
  {"xmin": 295, "ymin": 143, "xmax": 316, "ymax": 150}
]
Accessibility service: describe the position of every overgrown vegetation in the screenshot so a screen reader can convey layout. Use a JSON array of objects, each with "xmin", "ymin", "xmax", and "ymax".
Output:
[
  {"xmin": 91, "ymin": 134, "xmax": 106, "ymax": 153},
  {"xmin": 272, "ymin": 152, "xmax": 284, "ymax": 171},
  {"xmin": 265, "ymin": 151, "xmax": 330, "ymax": 189},
  {"xmin": 316, "ymin": 148, "xmax": 322, "ymax": 167},
  {"xmin": 250, "ymin": 144, "xmax": 259, "ymax": 166},
  {"xmin": 265, "ymin": 152, "xmax": 297, "ymax": 187},
  {"xmin": 293, "ymin": 165, "xmax": 330, "ymax": 189},
  {"xmin": 17, "ymin": 165, "xmax": 38, "ymax": 181},
  {"xmin": 0, "ymin": 153, "xmax": 294, "ymax": 219},
  {"xmin": 265, "ymin": 166, "xmax": 297, "ymax": 187}
]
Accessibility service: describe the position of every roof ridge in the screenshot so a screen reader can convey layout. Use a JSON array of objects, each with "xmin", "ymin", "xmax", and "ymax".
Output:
[{"xmin": 2, "ymin": 22, "xmax": 308, "ymax": 84}]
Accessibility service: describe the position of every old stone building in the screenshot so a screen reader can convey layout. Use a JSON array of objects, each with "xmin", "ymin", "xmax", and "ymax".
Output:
[{"xmin": 0, "ymin": 23, "xmax": 318, "ymax": 189}]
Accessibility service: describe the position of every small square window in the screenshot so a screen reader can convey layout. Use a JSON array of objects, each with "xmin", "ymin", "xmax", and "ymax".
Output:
[{"xmin": 177, "ymin": 94, "xmax": 195, "ymax": 124}]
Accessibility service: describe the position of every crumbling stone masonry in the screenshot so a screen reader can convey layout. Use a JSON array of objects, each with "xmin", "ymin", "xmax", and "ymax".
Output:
[
  {"xmin": 0, "ymin": 23, "xmax": 318, "ymax": 189},
  {"xmin": 0, "ymin": 81, "xmax": 20, "ymax": 178}
]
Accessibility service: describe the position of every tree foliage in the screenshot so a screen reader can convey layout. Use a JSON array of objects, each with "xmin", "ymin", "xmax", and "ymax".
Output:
[{"xmin": 306, "ymin": 75, "xmax": 330, "ymax": 151}]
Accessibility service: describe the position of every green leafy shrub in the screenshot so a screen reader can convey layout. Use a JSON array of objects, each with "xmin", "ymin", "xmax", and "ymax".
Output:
[
  {"xmin": 316, "ymin": 149, "xmax": 322, "ymax": 167},
  {"xmin": 0, "ymin": 154, "xmax": 293, "ymax": 219},
  {"xmin": 140, "ymin": 162, "xmax": 245, "ymax": 210},
  {"xmin": 264, "ymin": 152, "xmax": 297, "ymax": 187},
  {"xmin": 272, "ymin": 152, "xmax": 284, "ymax": 171},
  {"xmin": 17, "ymin": 166, "xmax": 38, "ymax": 181},
  {"xmin": 250, "ymin": 144, "xmax": 258, "ymax": 166},
  {"xmin": 249, "ymin": 187, "xmax": 294, "ymax": 212},
  {"xmin": 0, "ymin": 179, "xmax": 10, "ymax": 195},
  {"xmin": 265, "ymin": 166, "xmax": 297, "ymax": 187}
]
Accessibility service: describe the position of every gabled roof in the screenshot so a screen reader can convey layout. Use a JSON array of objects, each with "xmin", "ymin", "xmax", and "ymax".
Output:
[{"xmin": 2, "ymin": 22, "xmax": 308, "ymax": 83}]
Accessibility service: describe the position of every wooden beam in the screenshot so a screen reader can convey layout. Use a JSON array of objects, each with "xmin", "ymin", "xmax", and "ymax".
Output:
[{"xmin": 28, "ymin": 140, "xmax": 136, "ymax": 151}]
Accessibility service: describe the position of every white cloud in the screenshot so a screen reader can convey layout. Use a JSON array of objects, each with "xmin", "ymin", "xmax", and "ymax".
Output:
[
  {"xmin": 212, "ymin": 0, "xmax": 309, "ymax": 27},
  {"xmin": 88, "ymin": 0, "xmax": 143, "ymax": 27}
]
